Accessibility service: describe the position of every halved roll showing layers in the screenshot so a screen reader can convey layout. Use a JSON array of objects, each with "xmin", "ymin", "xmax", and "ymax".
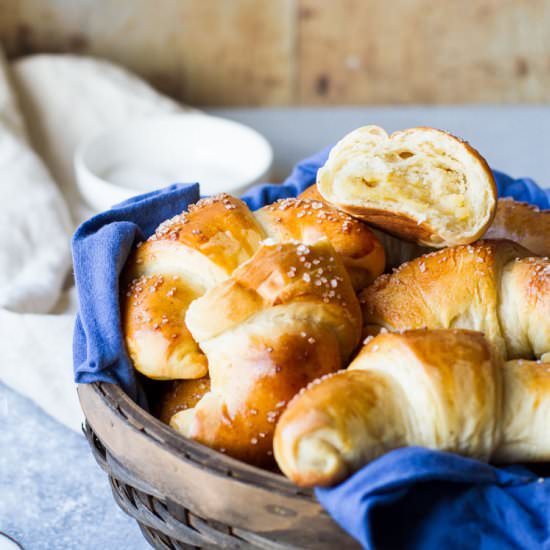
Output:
[{"xmin": 317, "ymin": 125, "xmax": 497, "ymax": 247}]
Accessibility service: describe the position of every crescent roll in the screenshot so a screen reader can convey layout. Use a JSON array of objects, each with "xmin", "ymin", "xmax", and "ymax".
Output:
[
  {"xmin": 122, "ymin": 194, "xmax": 265, "ymax": 380},
  {"xmin": 317, "ymin": 125, "xmax": 497, "ymax": 247},
  {"xmin": 274, "ymin": 329, "xmax": 501, "ymax": 486},
  {"xmin": 170, "ymin": 240, "xmax": 362, "ymax": 465},
  {"xmin": 275, "ymin": 329, "xmax": 550, "ymax": 487},
  {"xmin": 360, "ymin": 240, "xmax": 550, "ymax": 361}
]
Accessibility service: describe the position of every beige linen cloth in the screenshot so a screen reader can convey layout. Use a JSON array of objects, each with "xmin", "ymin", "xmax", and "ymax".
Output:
[{"xmin": 0, "ymin": 49, "xmax": 188, "ymax": 431}]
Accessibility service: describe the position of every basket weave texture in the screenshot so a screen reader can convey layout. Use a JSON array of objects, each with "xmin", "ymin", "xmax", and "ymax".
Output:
[
  {"xmin": 85, "ymin": 423, "xmax": 260, "ymax": 549},
  {"xmin": 80, "ymin": 382, "xmax": 358, "ymax": 550}
]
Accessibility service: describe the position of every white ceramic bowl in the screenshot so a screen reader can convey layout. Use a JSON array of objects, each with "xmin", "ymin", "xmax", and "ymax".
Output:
[{"xmin": 74, "ymin": 113, "xmax": 273, "ymax": 212}]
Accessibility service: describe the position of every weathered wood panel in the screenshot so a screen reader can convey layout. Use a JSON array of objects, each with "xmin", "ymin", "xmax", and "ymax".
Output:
[
  {"xmin": 0, "ymin": 0, "xmax": 295, "ymax": 104},
  {"xmin": 1, "ymin": 0, "xmax": 550, "ymax": 105},
  {"xmin": 175, "ymin": 0, "xmax": 295, "ymax": 105},
  {"xmin": 297, "ymin": 0, "xmax": 550, "ymax": 104}
]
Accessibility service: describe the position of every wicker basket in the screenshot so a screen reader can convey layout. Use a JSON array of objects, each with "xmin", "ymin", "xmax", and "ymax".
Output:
[{"xmin": 78, "ymin": 382, "xmax": 359, "ymax": 549}]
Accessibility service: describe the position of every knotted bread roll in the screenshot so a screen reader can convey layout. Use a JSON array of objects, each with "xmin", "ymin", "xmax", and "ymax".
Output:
[
  {"xmin": 122, "ymin": 194, "xmax": 383, "ymax": 380},
  {"xmin": 274, "ymin": 329, "xmax": 550, "ymax": 487},
  {"xmin": 360, "ymin": 240, "xmax": 550, "ymax": 361},
  {"xmin": 170, "ymin": 240, "xmax": 362, "ymax": 465},
  {"xmin": 317, "ymin": 125, "xmax": 497, "ymax": 247}
]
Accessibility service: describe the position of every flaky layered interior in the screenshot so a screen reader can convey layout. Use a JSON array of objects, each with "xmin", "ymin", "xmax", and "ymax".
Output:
[{"xmin": 318, "ymin": 127, "xmax": 496, "ymax": 246}]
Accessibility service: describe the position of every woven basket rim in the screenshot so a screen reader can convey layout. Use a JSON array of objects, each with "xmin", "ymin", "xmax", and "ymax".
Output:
[
  {"xmin": 80, "ymin": 382, "xmax": 359, "ymax": 549},
  {"xmin": 86, "ymin": 381, "xmax": 315, "ymax": 500}
]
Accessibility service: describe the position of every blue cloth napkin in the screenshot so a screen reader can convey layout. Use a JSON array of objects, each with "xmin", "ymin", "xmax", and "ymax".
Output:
[
  {"xmin": 72, "ymin": 184, "xmax": 201, "ymax": 402},
  {"xmin": 316, "ymin": 449, "xmax": 550, "ymax": 550},
  {"xmin": 72, "ymin": 148, "xmax": 550, "ymax": 550}
]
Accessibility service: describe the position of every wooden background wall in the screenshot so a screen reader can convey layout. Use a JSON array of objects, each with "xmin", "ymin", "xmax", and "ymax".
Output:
[{"xmin": 1, "ymin": 0, "xmax": 550, "ymax": 106}]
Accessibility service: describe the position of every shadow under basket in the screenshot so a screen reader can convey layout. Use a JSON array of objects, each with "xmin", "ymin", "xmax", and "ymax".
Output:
[{"xmin": 78, "ymin": 382, "xmax": 359, "ymax": 549}]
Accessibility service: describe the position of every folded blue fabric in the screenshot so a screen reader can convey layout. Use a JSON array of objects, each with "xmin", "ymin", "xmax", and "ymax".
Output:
[
  {"xmin": 316, "ymin": 448, "xmax": 550, "ymax": 550},
  {"xmin": 72, "ymin": 183, "xmax": 201, "ymax": 402},
  {"xmin": 493, "ymin": 170, "xmax": 550, "ymax": 209},
  {"xmin": 72, "ymin": 148, "xmax": 550, "ymax": 550}
]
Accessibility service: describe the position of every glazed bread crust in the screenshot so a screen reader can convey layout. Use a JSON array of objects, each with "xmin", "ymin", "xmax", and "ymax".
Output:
[
  {"xmin": 122, "ymin": 193, "xmax": 384, "ymax": 381},
  {"xmin": 360, "ymin": 240, "xmax": 550, "ymax": 361},
  {"xmin": 123, "ymin": 274, "xmax": 208, "ymax": 380},
  {"xmin": 122, "ymin": 194, "xmax": 265, "ymax": 380},
  {"xmin": 274, "ymin": 329, "xmax": 500, "ymax": 486},
  {"xmin": 256, "ymin": 197, "xmax": 385, "ymax": 290},
  {"xmin": 317, "ymin": 125, "xmax": 497, "ymax": 247},
  {"xmin": 171, "ymin": 240, "xmax": 362, "ymax": 466}
]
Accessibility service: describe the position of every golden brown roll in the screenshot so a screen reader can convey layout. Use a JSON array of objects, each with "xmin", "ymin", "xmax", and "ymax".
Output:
[
  {"xmin": 274, "ymin": 329, "xmax": 501, "ymax": 486},
  {"xmin": 256, "ymin": 197, "xmax": 385, "ymax": 290},
  {"xmin": 126, "ymin": 194, "xmax": 265, "ymax": 291},
  {"xmin": 485, "ymin": 197, "xmax": 550, "ymax": 257},
  {"xmin": 121, "ymin": 194, "xmax": 265, "ymax": 380},
  {"xmin": 317, "ymin": 125, "xmax": 497, "ymax": 247},
  {"xmin": 360, "ymin": 240, "xmax": 550, "ymax": 360},
  {"xmin": 122, "ymin": 275, "xmax": 207, "ymax": 379},
  {"xmin": 170, "ymin": 240, "xmax": 362, "ymax": 465}
]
